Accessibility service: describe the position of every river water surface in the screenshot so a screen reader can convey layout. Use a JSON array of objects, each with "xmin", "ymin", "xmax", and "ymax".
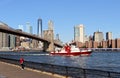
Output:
[{"xmin": 0, "ymin": 51, "xmax": 120, "ymax": 72}]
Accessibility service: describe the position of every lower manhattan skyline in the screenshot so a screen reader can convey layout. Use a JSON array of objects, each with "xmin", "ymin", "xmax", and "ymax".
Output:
[{"xmin": 0, "ymin": 0, "xmax": 120, "ymax": 42}]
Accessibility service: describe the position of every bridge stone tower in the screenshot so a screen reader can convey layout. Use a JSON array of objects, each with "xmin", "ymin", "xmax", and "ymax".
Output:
[{"xmin": 43, "ymin": 20, "xmax": 54, "ymax": 52}]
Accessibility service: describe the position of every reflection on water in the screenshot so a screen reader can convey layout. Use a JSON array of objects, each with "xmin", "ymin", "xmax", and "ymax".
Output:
[{"xmin": 0, "ymin": 51, "xmax": 120, "ymax": 72}]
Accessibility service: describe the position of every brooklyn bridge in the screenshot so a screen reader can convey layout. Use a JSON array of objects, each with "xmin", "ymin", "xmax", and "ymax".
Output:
[{"xmin": 0, "ymin": 22, "xmax": 63, "ymax": 52}]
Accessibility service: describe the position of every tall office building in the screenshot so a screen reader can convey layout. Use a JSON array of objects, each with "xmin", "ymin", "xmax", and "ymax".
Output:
[
  {"xmin": 106, "ymin": 32, "xmax": 112, "ymax": 40},
  {"xmin": 26, "ymin": 22, "xmax": 32, "ymax": 34},
  {"xmin": 94, "ymin": 31, "xmax": 104, "ymax": 42},
  {"xmin": 37, "ymin": 18, "xmax": 42, "ymax": 37},
  {"xmin": 56, "ymin": 34, "xmax": 60, "ymax": 40},
  {"xmin": 18, "ymin": 25, "xmax": 24, "ymax": 31},
  {"xmin": 48, "ymin": 20, "xmax": 54, "ymax": 30},
  {"xmin": 8, "ymin": 34, "xmax": 16, "ymax": 48},
  {"xmin": 74, "ymin": 24, "xmax": 85, "ymax": 43},
  {"xmin": 0, "ymin": 22, "xmax": 9, "ymax": 48},
  {"xmin": 0, "ymin": 32, "xmax": 9, "ymax": 48}
]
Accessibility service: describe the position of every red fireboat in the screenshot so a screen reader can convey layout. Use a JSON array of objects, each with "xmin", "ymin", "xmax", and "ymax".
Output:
[{"xmin": 50, "ymin": 45, "xmax": 92, "ymax": 56}]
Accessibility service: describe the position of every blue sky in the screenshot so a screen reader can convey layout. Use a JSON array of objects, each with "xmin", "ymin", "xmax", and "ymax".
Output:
[{"xmin": 0, "ymin": 0, "xmax": 120, "ymax": 43}]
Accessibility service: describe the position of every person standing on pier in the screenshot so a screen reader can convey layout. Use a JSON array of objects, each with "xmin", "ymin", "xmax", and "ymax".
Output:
[{"xmin": 19, "ymin": 57, "xmax": 25, "ymax": 70}]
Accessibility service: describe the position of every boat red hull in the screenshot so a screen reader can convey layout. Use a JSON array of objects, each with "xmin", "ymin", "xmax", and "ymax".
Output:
[{"xmin": 50, "ymin": 51, "xmax": 92, "ymax": 56}]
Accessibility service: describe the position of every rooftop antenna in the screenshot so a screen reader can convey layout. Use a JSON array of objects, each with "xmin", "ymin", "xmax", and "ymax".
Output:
[{"xmin": 98, "ymin": 28, "xmax": 100, "ymax": 32}]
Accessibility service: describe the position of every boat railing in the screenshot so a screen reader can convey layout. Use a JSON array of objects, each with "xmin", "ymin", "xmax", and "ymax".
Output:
[{"xmin": 0, "ymin": 57, "xmax": 120, "ymax": 78}]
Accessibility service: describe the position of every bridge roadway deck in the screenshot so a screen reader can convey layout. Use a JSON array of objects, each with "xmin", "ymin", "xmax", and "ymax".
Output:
[
  {"xmin": 0, "ymin": 26, "xmax": 63, "ymax": 48},
  {"xmin": 0, "ymin": 61, "xmax": 66, "ymax": 78}
]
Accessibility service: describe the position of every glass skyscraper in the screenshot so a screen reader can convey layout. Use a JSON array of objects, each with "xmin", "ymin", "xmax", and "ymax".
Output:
[
  {"xmin": 26, "ymin": 22, "xmax": 32, "ymax": 34},
  {"xmin": 74, "ymin": 24, "xmax": 85, "ymax": 43}
]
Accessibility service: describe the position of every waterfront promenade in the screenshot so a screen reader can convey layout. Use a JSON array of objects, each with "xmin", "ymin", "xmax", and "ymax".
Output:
[{"xmin": 0, "ymin": 61, "xmax": 65, "ymax": 78}]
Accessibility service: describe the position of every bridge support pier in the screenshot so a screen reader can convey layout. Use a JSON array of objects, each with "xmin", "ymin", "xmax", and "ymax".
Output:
[
  {"xmin": 43, "ymin": 42, "xmax": 49, "ymax": 52},
  {"xmin": 43, "ymin": 41, "xmax": 54, "ymax": 52}
]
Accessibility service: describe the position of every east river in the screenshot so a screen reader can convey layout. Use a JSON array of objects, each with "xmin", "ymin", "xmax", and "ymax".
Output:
[{"xmin": 0, "ymin": 51, "xmax": 120, "ymax": 72}]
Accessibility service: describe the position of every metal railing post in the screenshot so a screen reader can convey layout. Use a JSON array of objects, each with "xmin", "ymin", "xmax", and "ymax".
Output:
[
  {"xmin": 108, "ymin": 72, "xmax": 111, "ymax": 78},
  {"xmin": 65, "ymin": 66, "xmax": 68, "ymax": 78},
  {"xmin": 51, "ymin": 64, "xmax": 54, "ymax": 75},
  {"xmin": 83, "ymin": 69, "xmax": 87, "ymax": 78}
]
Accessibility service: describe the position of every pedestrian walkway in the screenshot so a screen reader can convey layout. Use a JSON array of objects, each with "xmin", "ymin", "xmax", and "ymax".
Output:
[{"xmin": 0, "ymin": 61, "xmax": 66, "ymax": 78}]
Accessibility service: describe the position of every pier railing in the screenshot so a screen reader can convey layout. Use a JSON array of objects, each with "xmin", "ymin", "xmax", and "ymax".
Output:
[
  {"xmin": 0, "ymin": 57, "xmax": 120, "ymax": 78},
  {"xmin": 91, "ymin": 48, "xmax": 120, "ymax": 52}
]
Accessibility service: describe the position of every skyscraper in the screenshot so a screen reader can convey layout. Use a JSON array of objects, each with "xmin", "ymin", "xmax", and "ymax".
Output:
[
  {"xmin": 0, "ymin": 32, "xmax": 9, "ymax": 48},
  {"xmin": 94, "ymin": 31, "xmax": 104, "ymax": 42},
  {"xmin": 0, "ymin": 22, "xmax": 10, "ymax": 48},
  {"xmin": 37, "ymin": 18, "xmax": 42, "ymax": 37},
  {"xmin": 18, "ymin": 25, "xmax": 24, "ymax": 31},
  {"xmin": 48, "ymin": 20, "xmax": 54, "ymax": 30},
  {"xmin": 74, "ymin": 24, "xmax": 85, "ymax": 43},
  {"xmin": 56, "ymin": 34, "xmax": 60, "ymax": 40},
  {"xmin": 8, "ymin": 34, "xmax": 16, "ymax": 48},
  {"xmin": 26, "ymin": 22, "xmax": 32, "ymax": 34},
  {"xmin": 106, "ymin": 32, "xmax": 112, "ymax": 40}
]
